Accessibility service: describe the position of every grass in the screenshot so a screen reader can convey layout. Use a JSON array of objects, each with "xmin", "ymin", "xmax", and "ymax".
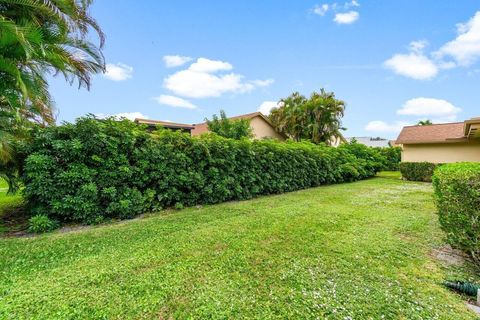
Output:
[
  {"xmin": 0, "ymin": 179, "xmax": 23, "ymax": 234},
  {"xmin": 0, "ymin": 172, "xmax": 478, "ymax": 319}
]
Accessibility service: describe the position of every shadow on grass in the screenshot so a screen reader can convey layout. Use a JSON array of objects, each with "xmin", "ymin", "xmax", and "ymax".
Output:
[
  {"xmin": 376, "ymin": 171, "xmax": 402, "ymax": 180},
  {"xmin": 0, "ymin": 197, "xmax": 28, "ymax": 237}
]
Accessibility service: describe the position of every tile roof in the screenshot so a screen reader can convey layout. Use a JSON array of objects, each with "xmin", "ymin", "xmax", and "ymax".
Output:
[
  {"xmin": 135, "ymin": 118, "xmax": 195, "ymax": 130},
  {"xmin": 395, "ymin": 122, "xmax": 467, "ymax": 144},
  {"xmin": 346, "ymin": 137, "xmax": 391, "ymax": 148},
  {"xmin": 191, "ymin": 112, "xmax": 275, "ymax": 136}
]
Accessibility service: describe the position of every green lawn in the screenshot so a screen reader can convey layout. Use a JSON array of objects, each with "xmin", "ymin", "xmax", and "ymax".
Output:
[
  {"xmin": 0, "ymin": 173, "xmax": 478, "ymax": 319},
  {"xmin": 0, "ymin": 179, "xmax": 22, "ymax": 234}
]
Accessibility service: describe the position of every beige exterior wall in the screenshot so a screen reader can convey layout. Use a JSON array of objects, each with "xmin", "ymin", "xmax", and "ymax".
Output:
[
  {"xmin": 250, "ymin": 116, "xmax": 285, "ymax": 141},
  {"xmin": 402, "ymin": 140, "xmax": 480, "ymax": 163}
]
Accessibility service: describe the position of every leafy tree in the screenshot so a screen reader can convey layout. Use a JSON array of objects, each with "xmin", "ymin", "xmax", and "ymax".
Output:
[
  {"xmin": 0, "ymin": 0, "xmax": 105, "ymax": 192},
  {"xmin": 206, "ymin": 110, "xmax": 252, "ymax": 139},
  {"xmin": 417, "ymin": 120, "xmax": 433, "ymax": 126},
  {"xmin": 269, "ymin": 89, "xmax": 346, "ymax": 145}
]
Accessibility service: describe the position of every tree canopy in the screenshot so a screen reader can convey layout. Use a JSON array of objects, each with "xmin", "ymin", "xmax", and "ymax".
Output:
[
  {"xmin": 0, "ymin": 0, "xmax": 105, "ymax": 192},
  {"xmin": 269, "ymin": 89, "xmax": 346, "ymax": 145},
  {"xmin": 417, "ymin": 120, "xmax": 433, "ymax": 126},
  {"xmin": 206, "ymin": 110, "xmax": 252, "ymax": 140}
]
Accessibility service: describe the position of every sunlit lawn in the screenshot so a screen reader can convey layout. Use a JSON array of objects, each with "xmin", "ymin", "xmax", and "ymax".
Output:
[{"xmin": 0, "ymin": 173, "xmax": 477, "ymax": 319}]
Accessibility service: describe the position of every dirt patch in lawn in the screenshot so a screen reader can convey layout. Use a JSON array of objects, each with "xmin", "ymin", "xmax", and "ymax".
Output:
[
  {"xmin": 0, "ymin": 202, "xmax": 30, "ymax": 237},
  {"xmin": 431, "ymin": 245, "xmax": 468, "ymax": 267}
]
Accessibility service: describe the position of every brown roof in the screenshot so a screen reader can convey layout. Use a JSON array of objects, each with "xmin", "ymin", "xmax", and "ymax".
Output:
[
  {"xmin": 396, "ymin": 122, "xmax": 467, "ymax": 144},
  {"xmin": 191, "ymin": 112, "xmax": 276, "ymax": 136},
  {"xmin": 135, "ymin": 118, "xmax": 194, "ymax": 130}
]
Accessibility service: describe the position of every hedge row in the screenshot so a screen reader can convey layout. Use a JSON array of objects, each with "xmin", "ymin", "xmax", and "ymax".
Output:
[
  {"xmin": 400, "ymin": 162, "xmax": 439, "ymax": 182},
  {"xmin": 432, "ymin": 163, "xmax": 480, "ymax": 263},
  {"xmin": 376, "ymin": 146, "xmax": 401, "ymax": 171},
  {"xmin": 21, "ymin": 117, "xmax": 387, "ymax": 224}
]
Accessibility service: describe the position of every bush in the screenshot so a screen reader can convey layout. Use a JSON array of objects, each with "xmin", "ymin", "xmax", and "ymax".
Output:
[
  {"xmin": 432, "ymin": 163, "xmax": 480, "ymax": 262},
  {"xmin": 28, "ymin": 214, "xmax": 58, "ymax": 233},
  {"xmin": 400, "ymin": 162, "xmax": 439, "ymax": 182},
  {"xmin": 21, "ymin": 116, "xmax": 385, "ymax": 224},
  {"xmin": 340, "ymin": 142, "xmax": 401, "ymax": 172},
  {"xmin": 377, "ymin": 147, "xmax": 401, "ymax": 171}
]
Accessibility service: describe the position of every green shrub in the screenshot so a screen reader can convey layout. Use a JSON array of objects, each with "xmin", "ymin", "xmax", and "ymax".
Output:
[
  {"xmin": 341, "ymin": 142, "xmax": 401, "ymax": 172},
  {"xmin": 21, "ymin": 116, "xmax": 385, "ymax": 224},
  {"xmin": 399, "ymin": 162, "xmax": 439, "ymax": 182},
  {"xmin": 432, "ymin": 163, "xmax": 480, "ymax": 262},
  {"xmin": 28, "ymin": 214, "xmax": 58, "ymax": 233},
  {"xmin": 376, "ymin": 147, "xmax": 402, "ymax": 171}
]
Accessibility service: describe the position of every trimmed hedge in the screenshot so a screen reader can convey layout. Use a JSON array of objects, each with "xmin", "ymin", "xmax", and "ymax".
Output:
[
  {"xmin": 342, "ymin": 142, "xmax": 401, "ymax": 172},
  {"xmin": 432, "ymin": 163, "xmax": 480, "ymax": 262},
  {"xmin": 21, "ymin": 117, "xmax": 385, "ymax": 224},
  {"xmin": 377, "ymin": 147, "xmax": 401, "ymax": 171},
  {"xmin": 400, "ymin": 162, "xmax": 439, "ymax": 182}
]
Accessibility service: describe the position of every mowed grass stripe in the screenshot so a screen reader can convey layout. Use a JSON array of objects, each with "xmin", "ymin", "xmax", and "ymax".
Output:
[{"xmin": 0, "ymin": 173, "xmax": 477, "ymax": 319}]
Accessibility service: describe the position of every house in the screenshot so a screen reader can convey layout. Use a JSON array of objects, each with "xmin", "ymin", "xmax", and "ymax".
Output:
[
  {"xmin": 135, "ymin": 112, "xmax": 286, "ymax": 141},
  {"xmin": 134, "ymin": 119, "xmax": 195, "ymax": 134},
  {"xmin": 395, "ymin": 117, "xmax": 480, "ymax": 163},
  {"xmin": 191, "ymin": 111, "xmax": 286, "ymax": 140},
  {"xmin": 346, "ymin": 136, "xmax": 392, "ymax": 148}
]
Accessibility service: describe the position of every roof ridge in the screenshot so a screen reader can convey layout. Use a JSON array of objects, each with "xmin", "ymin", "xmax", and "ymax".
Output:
[
  {"xmin": 194, "ymin": 111, "xmax": 264, "ymax": 126},
  {"xmin": 402, "ymin": 121, "xmax": 464, "ymax": 128}
]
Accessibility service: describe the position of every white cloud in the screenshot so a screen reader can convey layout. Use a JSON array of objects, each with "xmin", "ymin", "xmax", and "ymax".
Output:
[
  {"xmin": 96, "ymin": 112, "xmax": 148, "ymax": 121},
  {"xmin": 345, "ymin": 0, "xmax": 360, "ymax": 8},
  {"xmin": 397, "ymin": 97, "xmax": 461, "ymax": 121},
  {"xmin": 153, "ymin": 95, "xmax": 198, "ymax": 109},
  {"xmin": 386, "ymin": 12, "xmax": 480, "ymax": 79},
  {"xmin": 334, "ymin": 11, "xmax": 359, "ymax": 24},
  {"xmin": 103, "ymin": 63, "xmax": 133, "ymax": 81},
  {"xmin": 384, "ymin": 41, "xmax": 438, "ymax": 80},
  {"xmin": 365, "ymin": 121, "xmax": 409, "ymax": 133},
  {"xmin": 251, "ymin": 79, "xmax": 275, "ymax": 87},
  {"xmin": 188, "ymin": 58, "xmax": 233, "ymax": 73},
  {"xmin": 163, "ymin": 55, "xmax": 192, "ymax": 68},
  {"xmin": 164, "ymin": 71, "xmax": 249, "ymax": 98},
  {"xmin": 435, "ymin": 11, "xmax": 480, "ymax": 66},
  {"xmin": 409, "ymin": 40, "xmax": 428, "ymax": 53},
  {"xmin": 313, "ymin": 4, "xmax": 329, "ymax": 16},
  {"xmin": 163, "ymin": 58, "xmax": 273, "ymax": 99},
  {"xmin": 258, "ymin": 101, "xmax": 279, "ymax": 115}
]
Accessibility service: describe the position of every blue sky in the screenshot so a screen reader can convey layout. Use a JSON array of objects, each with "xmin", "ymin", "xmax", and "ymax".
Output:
[{"xmin": 50, "ymin": 0, "xmax": 480, "ymax": 139}]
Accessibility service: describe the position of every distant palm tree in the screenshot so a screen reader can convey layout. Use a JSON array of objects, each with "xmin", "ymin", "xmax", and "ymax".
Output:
[
  {"xmin": 269, "ymin": 89, "xmax": 346, "ymax": 145},
  {"xmin": 417, "ymin": 120, "xmax": 433, "ymax": 126}
]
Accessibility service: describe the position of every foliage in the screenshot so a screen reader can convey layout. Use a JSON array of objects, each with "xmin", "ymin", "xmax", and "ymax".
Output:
[
  {"xmin": 399, "ymin": 162, "xmax": 439, "ymax": 182},
  {"xmin": 341, "ymin": 142, "xmax": 401, "ymax": 172},
  {"xmin": 376, "ymin": 147, "xmax": 402, "ymax": 171},
  {"xmin": 269, "ymin": 89, "xmax": 346, "ymax": 145},
  {"xmin": 0, "ymin": 0, "xmax": 105, "ymax": 121},
  {"xmin": 338, "ymin": 142, "xmax": 385, "ymax": 176},
  {"xmin": 432, "ymin": 163, "xmax": 480, "ymax": 263},
  {"xmin": 21, "ymin": 116, "xmax": 384, "ymax": 224},
  {"xmin": 0, "ymin": 0, "xmax": 105, "ymax": 191},
  {"xmin": 417, "ymin": 120, "xmax": 433, "ymax": 126},
  {"xmin": 27, "ymin": 214, "xmax": 58, "ymax": 233},
  {"xmin": 444, "ymin": 280, "xmax": 480, "ymax": 297},
  {"xmin": 205, "ymin": 110, "xmax": 252, "ymax": 139},
  {"xmin": 0, "ymin": 173, "xmax": 477, "ymax": 319}
]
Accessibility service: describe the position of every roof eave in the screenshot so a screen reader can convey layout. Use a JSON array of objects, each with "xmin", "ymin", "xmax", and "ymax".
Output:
[{"xmin": 397, "ymin": 138, "xmax": 469, "ymax": 145}]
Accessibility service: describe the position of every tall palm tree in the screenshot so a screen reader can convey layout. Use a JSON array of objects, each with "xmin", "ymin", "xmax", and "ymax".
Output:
[
  {"xmin": 0, "ymin": 0, "xmax": 105, "ymax": 191},
  {"xmin": 269, "ymin": 89, "xmax": 346, "ymax": 145}
]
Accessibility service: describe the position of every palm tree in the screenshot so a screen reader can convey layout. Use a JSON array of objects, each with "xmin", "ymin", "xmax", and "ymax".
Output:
[
  {"xmin": 270, "ymin": 89, "xmax": 346, "ymax": 145},
  {"xmin": 0, "ymin": 0, "xmax": 105, "ymax": 191},
  {"xmin": 417, "ymin": 120, "xmax": 433, "ymax": 126},
  {"xmin": 0, "ymin": 0, "xmax": 105, "ymax": 122}
]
